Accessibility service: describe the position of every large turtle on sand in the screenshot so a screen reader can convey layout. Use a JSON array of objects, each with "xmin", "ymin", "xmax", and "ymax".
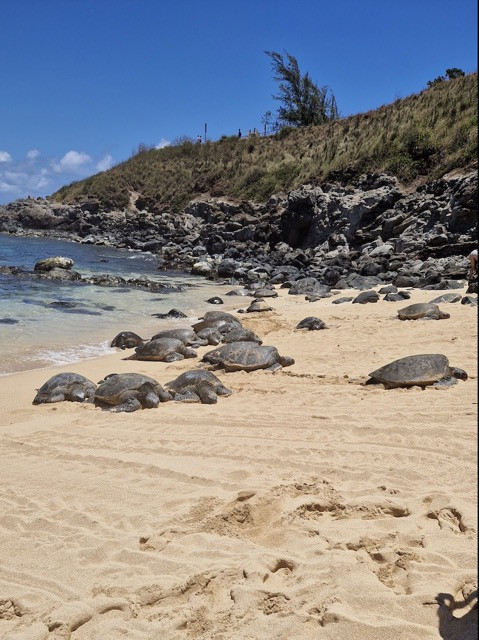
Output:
[
  {"xmin": 202, "ymin": 342, "xmax": 294, "ymax": 372},
  {"xmin": 110, "ymin": 331, "xmax": 144, "ymax": 349},
  {"xmin": 192, "ymin": 315, "xmax": 242, "ymax": 335},
  {"xmin": 397, "ymin": 303, "xmax": 449, "ymax": 320},
  {"xmin": 366, "ymin": 354, "xmax": 468, "ymax": 389},
  {"xmin": 195, "ymin": 327, "xmax": 223, "ymax": 345},
  {"xmin": 295, "ymin": 317, "xmax": 327, "ymax": 330},
  {"xmin": 33, "ymin": 372, "xmax": 96, "ymax": 404},
  {"xmin": 94, "ymin": 373, "xmax": 172, "ymax": 412},
  {"xmin": 165, "ymin": 370, "xmax": 233, "ymax": 404},
  {"xmin": 223, "ymin": 327, "xmax": 262, "ymax": 344},
  {"xmin": 128, "ymin": 338, "xmax": 196, "ymax": 362},
  {"xmin": 150, "ymin": 328, "xmax": 207, "ymax": 347}
]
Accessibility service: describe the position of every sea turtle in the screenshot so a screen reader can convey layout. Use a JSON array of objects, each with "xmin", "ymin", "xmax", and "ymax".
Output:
[
  {"xmin": 295, "ymin": 317, "xmax": 327, "ymax": 330},
  {"xmin": 150, "ymin": 328, "xmax": 207, "ymax": 347},
  {"xmin": 94, "ymin": 373, "xmax": 172, "ymax": 412},
  {"xmin": 110, "ymin": 331, "xmax": 144, "ymax": 349},
  {"xmin": 202, "ymin": 342, "xmax": 295, "ymax": 372},
  {"xmin": 366, "ymin": 354, "xmax": 468, "ymax": 389},
  {"xmin": 195, "ymin": 327, "xmax": 223, "ymax": 345},
  {"xmin": 253, "ymin": 288, "xmax": 278, "ymax": 298},
  {"xmin": 245, "ymin": 299, "xmax": 272, "ymax": 313},
  {"xmin": 165, "ymin": 370, "xmax": 233, "ymax": 404},
  {"xmin": 223, "ymin": 327, "xmax": 262, "ymax": 344},
  {"xmin": 128, "ymin": 338, "xmax": 196, "ymax": 362},
  {"xmin": 33, "ymin": 372, "xmax": 96, "ymax": 404},
  {"xmin": 428, "ymin": 293, "xmax": 462, "ymax": 304},
  {"xmin": 397, "ymin": 303, "xmax": 450, "ymax": 320},
  {"xmin": 192, "ymin": 316, "xmax": 242, "ymax": 334}
]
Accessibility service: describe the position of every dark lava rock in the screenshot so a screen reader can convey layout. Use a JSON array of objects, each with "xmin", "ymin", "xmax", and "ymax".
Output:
[
  {"xmin": 206, "ymin": 297, "xmax": 224, "ymax": 305},
  {"xmin": 0, "ymin": 317, "xmax": 19, "ymax": 324},
  {"xmin": 34, "ymin": 256, "xmax": 74, "ymax": 272},
  {"xmin": 383, "ymin": 291, "xmax": 411, "ymax": 302},
  {"xmin": 288, "ymin": 278, "xmax": 331, "ymax": 296},
  {"xmin": 461, "ymin": 296, "xmax": 478, "ymax": 306}
]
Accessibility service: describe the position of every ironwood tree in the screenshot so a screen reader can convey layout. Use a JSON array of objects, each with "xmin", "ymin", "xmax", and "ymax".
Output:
[{"xmin": 265, "ymin": 50, "xmax": 339, "ymax": 127}]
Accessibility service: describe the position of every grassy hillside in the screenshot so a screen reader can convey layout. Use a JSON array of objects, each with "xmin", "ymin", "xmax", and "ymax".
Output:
[{"xmin": 52, "ymin": 73, "xmax": 477, "ymax": 212}]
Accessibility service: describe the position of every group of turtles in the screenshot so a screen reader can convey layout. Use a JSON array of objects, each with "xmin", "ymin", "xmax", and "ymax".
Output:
[
  {"xmin": 33, "ymin": 296, "xmax": 469, "ymax": 412},
  {"xmin": 33, "ymin": 310, "xmax": 296, "ymax": 412}
]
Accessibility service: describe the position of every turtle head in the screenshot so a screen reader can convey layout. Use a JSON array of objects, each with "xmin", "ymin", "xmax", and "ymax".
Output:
[
  {"xmin": 450, "ymin": 367, "xmax": 468, "ymax": 381},
  {"xmin": 139, "ymin": 382, "xmax": 160, "ymax": 408},
  {"xmin": 279, "ymin": 355, "xmax": 295, "ymax": 368}
]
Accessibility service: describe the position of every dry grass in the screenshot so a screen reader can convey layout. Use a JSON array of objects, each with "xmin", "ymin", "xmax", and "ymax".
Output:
[{"xmin": 52, "ymin": 73, "xmax": 477, "ymax": 211}]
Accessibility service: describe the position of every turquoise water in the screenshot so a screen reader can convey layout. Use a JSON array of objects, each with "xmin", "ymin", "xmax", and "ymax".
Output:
[{"xmin": 0, "ymin": 234, "xmax": 228, "ymax": 375}]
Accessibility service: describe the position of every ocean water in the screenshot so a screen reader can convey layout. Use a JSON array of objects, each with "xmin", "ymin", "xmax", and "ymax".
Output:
[{"xmin": 0, "ymin": 233, "xmax": 228, "ymax": 376}]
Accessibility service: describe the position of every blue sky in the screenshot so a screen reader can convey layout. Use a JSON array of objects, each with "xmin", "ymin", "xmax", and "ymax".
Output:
[{"xmin": 1, "ymin": 0, "xmax": 477, "ymax": 204}]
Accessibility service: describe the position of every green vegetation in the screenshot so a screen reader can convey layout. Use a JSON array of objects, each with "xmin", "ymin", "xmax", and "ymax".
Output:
[
  {"xmin": 52, "ymin": 73, "xmax": 477, "ymax": 212},
  {"xmin": 427, "ymin": 67, "xmax": 465, "ymax": 87},
  {"xmin": 265, "ymin": 50, "xmax": 339, "ymax": 127}
]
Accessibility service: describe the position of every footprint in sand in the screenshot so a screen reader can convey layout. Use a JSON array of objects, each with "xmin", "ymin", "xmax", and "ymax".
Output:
[{"xmin": 427, "ymin": 507, "xmax": 468, "ymax": 533}]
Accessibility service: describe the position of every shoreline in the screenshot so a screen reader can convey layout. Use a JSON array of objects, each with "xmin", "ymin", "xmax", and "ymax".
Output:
[{"xmin": 0, "ymin": 285, "xmax": 476, "ymax": 639}]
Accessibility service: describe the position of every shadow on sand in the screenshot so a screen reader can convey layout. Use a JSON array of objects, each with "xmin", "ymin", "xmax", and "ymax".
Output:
[{"xmin": 436, "ymin": 591, "xmax": 477, "ymax": 640}]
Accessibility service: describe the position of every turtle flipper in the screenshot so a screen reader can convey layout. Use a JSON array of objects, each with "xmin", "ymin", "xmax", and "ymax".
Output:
[
  {"xmin": 112, "ymin": 397, "xmax": 143, "ymax": 412},
  {"xmin": 196, "ymin": 381, "xmax": 218, "ymax": 404},
  {"xmin": 432, "ymin": 376, "xmax": 458, "ymax": 389},
  {"xmin": 174, "ymin": 390, "xmax": 201, "ymax": 403}
]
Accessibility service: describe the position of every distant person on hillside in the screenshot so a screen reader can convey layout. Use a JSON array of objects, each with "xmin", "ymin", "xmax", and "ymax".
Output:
[
  {"xmin": 238, "ymin": 129, "xmax": 242, "ymax": 138},
  {"xmin": 196, "ymin": 135, "xmax": 202, "ymax": 144},
  {"xmin": 468, "ymin": 249, "xmax": 478, "ymax": 274}
]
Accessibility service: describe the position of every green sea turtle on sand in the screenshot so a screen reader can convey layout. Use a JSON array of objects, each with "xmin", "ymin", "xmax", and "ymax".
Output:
[
  {"xmin": 150, "ymin": 328, "xmax": 207, "ymax": 347},
  {"xmin": 192, "ymin": 315, "xmax": 242, "ymax": 334},
  {"xmin": 110, "ymin": 331, "xmax": 144, "ymax": 349},
  {"xmin": 33, "ymin": 372, "xmax": 96, "ymax": 404},
  {"xmin": 202, "ymin": 342, "xmax": 294, "ymax": 372},
  {"xmin": 397, "ymin": 303, "xmax": 449, "ymax": 320},
  {"xmin": 94, "ymin": 373, "xmax": 172, "ymax": 412},
  {"xmin": 128, "ymin": 338, "xmax": 196, "ymax": 361},
  {"xmin": 165, "ymin": 370, "xmax": 233, "ymax": 404},
  {"xmin": 195, "ymin": 327, "xmax": 223, "ymax": 345},
  {"xmin": 245, "ymin": 299, "xmax": 272, "ymax": 313},
  {"xmin": 366, "ymin": 354, "xmax": 468, "ymax": 389},
  {"xmin": 223, "ymin": 327, "xmax": 262, "ymax": 344},
  {"xmin": 296, "ymin": 317, "xmax": 327, "ymax": 330}
]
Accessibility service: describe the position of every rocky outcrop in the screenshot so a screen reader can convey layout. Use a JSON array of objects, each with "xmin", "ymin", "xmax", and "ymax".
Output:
[{"xmin": 0, "ymin": 171, "xmax": 476, "ymax": 289}]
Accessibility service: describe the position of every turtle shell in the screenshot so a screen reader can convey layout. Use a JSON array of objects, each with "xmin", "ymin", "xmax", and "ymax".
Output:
[
  {"xmin": 94, "ymin": 373, "xmax": 168, "ymax": 405},
  {"xmin": 398, "ymin": 303, "xmax": 442, "ymax": 319},
  {"xmin": 33, "ymin": 372, "xmax": 96, "ymax": 404},
  {"xmin": 202, "ymin": 342, "xmax": 282, "ymax": 372},
  {"xmin": 129, "ymin": 337, "xmax": 192, "ymax": 361},
  {"xmin": 368, "ymin": 354, "xmax": 450, "ymax": 387}
]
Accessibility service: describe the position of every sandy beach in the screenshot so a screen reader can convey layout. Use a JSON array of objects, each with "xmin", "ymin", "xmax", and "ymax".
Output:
[{"xmin": 0, "ymin": 286, "xmax": 476, "ymax": 640}]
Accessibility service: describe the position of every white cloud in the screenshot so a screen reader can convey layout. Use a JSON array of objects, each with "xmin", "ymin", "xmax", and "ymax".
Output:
[
  {"xmin": 156, "ymin": 138, "xmax": 171, "ymax": 149},
  {"xmin": 53, "ymin": 150, "xmax": 92, "ymax": 173},
  {"xmin": 0, "ymin": 147, "xmax": 116, "ymax": 204},
  {"xmin": 96, "ymin": 154, "xmax": 113, "ymax": 172}
]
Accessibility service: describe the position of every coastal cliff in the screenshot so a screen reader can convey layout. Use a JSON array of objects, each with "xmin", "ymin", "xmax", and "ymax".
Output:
[{"xmin": 0, "ymin": 170, "xmax": 476, "ymax": 291}]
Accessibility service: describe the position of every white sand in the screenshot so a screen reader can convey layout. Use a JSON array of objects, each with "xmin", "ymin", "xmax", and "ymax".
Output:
[{"xmin": 0, "ymin": 287, "xmax": 477, "ymax": 639}]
